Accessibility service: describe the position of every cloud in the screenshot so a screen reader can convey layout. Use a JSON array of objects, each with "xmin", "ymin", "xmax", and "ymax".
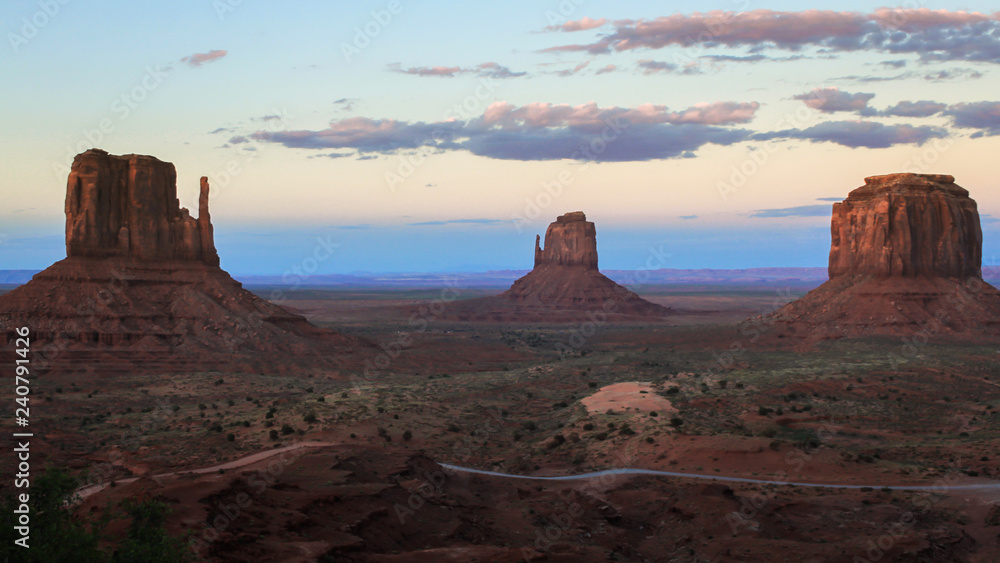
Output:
[
  {"xmin": 333, "ymin": 98, "xmax": 357, "ymax": 111},
  {"xmin": 389, "ymin": 62, "xmax": 526, "ymax": 79},
  {"xmin": 637, "ymin": 59, "xmax": 702, "ymax": 75},
  {"xmin": 754, "ymin": 120, "xmax": 948, "ymax": 148},
  {"xmin": 552, "ymin": 61, "xmax": 590, "ymax": 76},
  {"xmin": 882, "ymin": 100, "xmax": 947, "ymax": 117},
  {"xmin": 541, "ymin": 9, "xmax": 1000, "ymax": 64},
  {"xmin": 816, "ymin": 197, "xmax": 843, "ymax": 202},
  {"xmin": 476, "ymin": 100, "xmax": 760, "ymax": 127},
  {"xmin": 924, "ymin": 68, "xmax": 984, "ymax": 81},
  {"xmin": 208, "ymin": 127, "xmax": 233, "ymax": 134},
  {"xmin": 837, "ymin": 72, "xmax": 917, "ymax": 82},
  {"xmin": 476, "ymin": 62, "xmax": 528, "ymax": 79},
  {"xmin": 944, "ymin": 101, "xmax": 1000, "ymax": 136},
  {"xmin": 252, "ymin": 100, "xmax": 761, "ymax": 162},
  {"xmin": 794, "ymin": 87, "xmax": 875, "ymax": 113},
  {"xmin": 310, "ymin": 152, "xmax": 353, "ymax": 159},
  {"xmin": 881, "ymin": 59, "xmax": 908, "ymax": 68},
  {"xmin": 408, "ymin": 218, "xmax": 507, "ymax": 226},
  {"xmin": 392, "ymin": 64, "xmax": 464, "ymax": 77},
  {"xmin": 679, "ymin": 215, "xmax": 698, "ymax": 220},
  {"xmin": 228, "ymin": 135, "xmax": 249, "ymax": 144},
  {"xmin": 181, "ymin": 49, "xmax": 227, "ymax": 67},
  {"xmin": 751, "ymin": 204, "xmax": 832, "ymax": 218},
  {"xmin": 546, "ymin": 17, "xmax": 608, "ymax": 32},
  {"xmin": 595, "ymin": 64, "xmax": 618, "ymax": 74}
]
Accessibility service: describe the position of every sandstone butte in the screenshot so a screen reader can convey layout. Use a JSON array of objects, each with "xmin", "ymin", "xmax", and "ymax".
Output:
[
  {"xmin": 770, "ymin": 173, "xmax": 1000, "ymax": 340},
  {"xmin": 444, "ymin": 212, "xmax": 669, "ymax": 321},
  {"xmin": 0, "ymin": 149, "xmax": 355, "ymax": 373}
]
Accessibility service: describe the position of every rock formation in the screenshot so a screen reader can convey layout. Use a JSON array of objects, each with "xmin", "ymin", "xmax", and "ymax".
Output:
[
  {"xmin": 769, "ymin": 173, "xmax": 1000, "ymax": 340},
  {"xmin": 65, "ymin": 150, "xmax": 220, "ymax": 265},
  {"xmin": 828, "ymin": 174, "xmax": 981, "ymax": 279},
  {"xmin": 533, "ymin": 211, "xmax": 599, "ymax": 269},
  {"xmin": 444, "ymin": 212, "xmax": 669, "ymax": 321},
  {"xmin": 0, "ymin": 149, "xmax": 356, "ymax": 372}
]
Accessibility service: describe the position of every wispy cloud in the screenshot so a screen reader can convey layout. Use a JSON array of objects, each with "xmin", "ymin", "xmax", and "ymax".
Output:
[
  {"xmin": 545, "ymin": 16, "xmax": 608, "ymax": 32},
  {"xmin": 751, "ymin": 204, "xmax": 832, "ymax": 218},
  {"xmin": 637, "ymin": 59, "xmax": 703, "ymax": 75},
  {"xmin": 389, "ymin": 62, "xmax": 526, "ymax": 79},
  {"xmin": 181, "ymin": 49, "xmax": 227, "ymax": 67},
  {"xmin": 408, "ymin": 218, "xmax": 507, "ymax": 226}
]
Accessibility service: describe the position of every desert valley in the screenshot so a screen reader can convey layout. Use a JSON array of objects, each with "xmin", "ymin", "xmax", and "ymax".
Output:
[
  {"xmin": 4, "ymin": 2, "xmax": 1000, "ymax": 562},
  {"xmin": 0, "ymin": 150, "xmax": 998, "ymax": 562}
]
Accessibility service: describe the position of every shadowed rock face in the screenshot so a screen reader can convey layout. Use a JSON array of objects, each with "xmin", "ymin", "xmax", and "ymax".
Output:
[
  {"xmin": 770, "ymin": 173, "xmax": 1000, "ymax": 341},
  {"xmin": 828, "ymin": 173, "xmax": 981, "ymax": 279},
  {"xmin": 65, "ymin": 149, "xmax": 219, "ymax": 265}
]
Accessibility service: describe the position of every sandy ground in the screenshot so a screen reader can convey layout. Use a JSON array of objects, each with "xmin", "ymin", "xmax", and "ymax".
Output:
[{"xmin": 581, "ymin": 381, "xmax": 679, "ymax": 415}]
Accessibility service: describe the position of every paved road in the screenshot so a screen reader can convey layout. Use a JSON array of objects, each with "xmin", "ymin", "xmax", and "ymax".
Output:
[{"xmin": 74, "ymin": 441, "xmax": 1000, "ymax": 501}]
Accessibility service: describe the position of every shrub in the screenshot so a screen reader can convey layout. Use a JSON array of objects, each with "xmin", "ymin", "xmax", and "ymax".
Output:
[
  {"xmin": 304, "ymin": 412, "xmax": 317, "ymax": 424},
  {"xmin": 281, "ymin": 424, "xmax": 294, "ymax": 435},
  {"xmin": 669, "ymin": 417, "xmax": 684, "ymax": 427},
  {"xmin": 226, "ymin": 433, "xmax": 235, "ymax": 442},
  {"xmin": 402, "ymin": 430, "xmax": 413, "ymax": 441},
  {"xmin": 269, "ymin": 429, "xmax": 279, "ymax": 440}
]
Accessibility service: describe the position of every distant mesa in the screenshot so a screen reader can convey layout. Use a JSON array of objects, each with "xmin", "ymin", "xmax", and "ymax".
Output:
[
  {"xmin": 770, "ymin": 173, "xmax": 1000, "ymax": 340},
  {"xmin": 444, "ymin": 211, "xmax": 669, "ymax": 321},
  {"xmin": 0, "ymin": 149, "xmax": 355, "ymax": 372}
]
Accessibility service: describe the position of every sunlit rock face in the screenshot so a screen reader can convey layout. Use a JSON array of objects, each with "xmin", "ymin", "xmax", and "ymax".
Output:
[{"xmin": 828, "ymin": 173, "xmax": 981, "ymax": 279}]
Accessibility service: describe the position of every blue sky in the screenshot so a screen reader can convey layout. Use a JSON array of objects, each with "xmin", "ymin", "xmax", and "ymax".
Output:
[{"xmin": 2, "ymin": 0, "xmax": 1000, "ymax": 274}]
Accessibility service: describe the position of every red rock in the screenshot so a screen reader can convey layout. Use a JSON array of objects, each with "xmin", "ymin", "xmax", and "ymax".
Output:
[
  {"xmin": 1, "ymin": 150, "xmax": 358, "ymax": 372},
  {"xmin": 444, "ymin": 212, "xmax": 668, "ymax": 321},
  {"xmin": 534, "ymin": 211, "xmax": 598, "ymax": 269},
  {"xmin": 771, "ymin": 173, "xmax": 1000, "ymax": 340},
  {"xmin": 65, "ymin": 149, "xmax": 219, "ymax": 265},
  {"xmin": 828, "ymin": 174, "xmax": 981, "ymax": 278}
]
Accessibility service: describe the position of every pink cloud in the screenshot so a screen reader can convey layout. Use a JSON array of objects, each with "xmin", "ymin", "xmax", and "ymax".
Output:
[
  {"xmin": 181, "ymin": 49, "xmax": 227, "ymax": 67},
  {"xmin": 547, "ymin": 16, "xmax": 608, "ymax": 32},
  {"xmin": 541, "ymin": 9, "xmax": 1000, "ymax": 63},
  {"xmin": 478, "ymin": 100, "xmax": 760, "ymax": 128},
  {"xmin": 794, "ymin": 87, "xmax": 875, "ymax": 113}
]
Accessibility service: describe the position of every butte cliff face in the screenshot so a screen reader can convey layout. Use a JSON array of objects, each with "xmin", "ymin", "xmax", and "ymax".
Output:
[
  {"xmin": 828, "ymin": 174, "xmax": 981, "ymax": 279},
  {"xmin": 0, "ymin": 149, "xmax": 355, "ymax": 373},
  {"xmin": 65, "ymin": 150, "xmax": 220, "ymax": 265},
  {"xmin": 446, "ymin": 212, "xmax": 668, "ymax": 321},
  {"xmin": 770, "ymin": 173, "xmax": 1000, "ymax": 340},
  {"xmin": 533, "ymin": 211, "xmax": 599, "ymax": 269}
]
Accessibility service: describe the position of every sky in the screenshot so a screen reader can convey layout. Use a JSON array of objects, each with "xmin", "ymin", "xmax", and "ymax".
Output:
[{"xmin": 3, "ymin": 0, "xmax": 1000, "ymax": 274}]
